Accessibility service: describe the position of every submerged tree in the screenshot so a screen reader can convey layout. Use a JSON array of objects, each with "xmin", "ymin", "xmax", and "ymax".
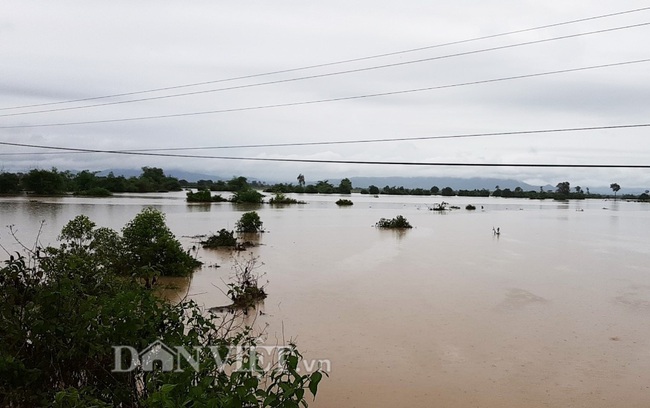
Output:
[
  {"xmin": 338, "ymin": 178, "xmax": 352, "ymax": 194},
  {"xmin": 201, "ymin": 229, "xmax": 237, "ymax": 248},
  {"xmin": 236, "ymin": 211, "xmax": 264, "ymax": 233},
  {"xmin": 230, "ymin": 189, "xmax": 264, "ymax": 204},
  {"xmin": 22, "ymin": 168, "xmax": 68, "ymax": 195},
  {"xmin": 122, "ymin": 207, "xmax": 201, "ymax": 281},
  {"xmin": 556, "ymin": 181, "xmax": 571, "ymax": 198},
  {"xmin": 610, "ymin": 183, "xmax": 621, "ymax": 200},
  {"xmin": 0, "ymin": 172, "xmax": 20, "ymax": 194},
  {"xmin": 376, "ymin": 215, "xmax": 413, "ymax": 229}
]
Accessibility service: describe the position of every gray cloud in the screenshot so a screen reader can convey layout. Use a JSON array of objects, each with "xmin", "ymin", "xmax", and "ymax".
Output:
[{"xmin": 1, "ymin": 1, "xmax": 650, "ymax": 188}]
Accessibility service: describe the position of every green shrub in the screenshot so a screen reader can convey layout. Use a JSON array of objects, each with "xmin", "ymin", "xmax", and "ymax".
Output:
[
  {"xmin": 268, "ymin": 193, "xmax": 305, "ymax": 204},
  {"xmin": 201, "ymin": 229, "xmax": 237, "ymax": 248},
  {"xmin": 335, "ymin": 199, "xmax": 353, "ymax": 206},
  {"xmin": 186, "ymin": 189, "xmax": 227, "ymax": 202},
  {"xmin": 230, "ymin": 189, "xmax": 264, "ymax": 204},
  {"xmin": 122, "ymin": 207, "xmax": 201, "ymax": 278},
  {"xmin": 236, "ymin": 211, "xmax": 264, "ymax": 233},
  {"xmin": 0, "ymin": 218, "xmax": 324, "ymax": 406},
  {"xmin": 465, "ymin": 204, "xmax": 476, "ymax": 210},
  {"xmin": 375, "ymin": 215, "xmax": 412, "ymax": 229}
]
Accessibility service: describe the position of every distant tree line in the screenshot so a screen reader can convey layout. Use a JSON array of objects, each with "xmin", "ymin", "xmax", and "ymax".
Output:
[
  {"xmin": 0, "ymin": 167, "xmax": 182, "ymax": 195},
  {"xmin": 3, "ymin": 168, "xmax": 648, "ymax": 202},
  {"xmin": 184, "ymin": 176, "xmax": 266, "ymax": 204},
  {"xmin": 180, "ymin": 176, "xmax": 266, "ymax": 191},
  {"xmin": 263, "ymin": 178, "xmax": 353, "ymax": 194}
]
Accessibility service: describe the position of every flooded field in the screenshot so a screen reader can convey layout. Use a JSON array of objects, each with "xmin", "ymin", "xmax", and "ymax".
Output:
[{"xmin": 1, "ymin": 192, "xmax": 649, "ymax": 407}]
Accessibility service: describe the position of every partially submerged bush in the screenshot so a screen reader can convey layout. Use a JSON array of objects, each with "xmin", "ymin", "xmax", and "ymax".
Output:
[
  {"xmin": 201, "ymin": 229, "xmax": 237, "ymax": 248},
  {"xmin": 430, "ymin": 202, "xmax": 448, "ymax": 211},
  {"xmin": 186, "ymin": 189, "xmax": 227, "ymax": 203},
  {"xmin": 335, "ymin": 199, "xmax": 353, "ymax": 206},
  {"xmin": 122, "ymin": 207, "xmax": 201, "ymax": 278},
  {"xmin": 465, "ymin": 204, "xmax": 476, "ymax": 210},
  {"xmin": 376, "ymin": 215, "xmax": 412, "ymax": 229},
  {"xmin": 268, "ymin": 192, "xmax": 305, "ymax": 204},
  {"xmin": 230, "ymin": 189, "xmax": 264, "ymax": 204},
  {"xmin": 227, "ymin": 255, "xmax": 267, "ymax": 310},
  {"xmin": 236, "ymin": 211, "xmax": 264, "ymax": 233}
]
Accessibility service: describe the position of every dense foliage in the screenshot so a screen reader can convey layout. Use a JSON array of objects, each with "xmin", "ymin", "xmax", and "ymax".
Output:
[
  {"xmin": 121, "ymin": 208, "xmax": 201, "ymax": 281},
  {"xmin": 0, "ymin": 213, "xmax": 323, "ymax": 407},
  {"xmin": 186, "ymin": 189, "xmax": 228, "ymax": 203},
  {"xmin": 236, "ymin": 212, "xmax": 264, "ymax": 233},
  {"xmin": 335, "ymin": 199, "xmax": 353, "ymax": 206},
  {"xmin": 263, "ymin": 179, "xmax": 354, "ymax": 195},
  {"xmin": 180, "ymin": 176, "xmax": 267, "ymax": 193},
  {"xmin": 3, "ymin": 169, "xmax": 644, "ymax": 202},
  {"xmin": 268, "ymin": 193, "xmax": 305, "ymax": 205},
  {"xmin": 0, "ymin": 172, "xmax": 21, "ymax": 194},
  {"xmin": 0, "ymin": 167, "xmax": 183, "ymax": 195},
  {"xmin": 230, "ymin": 189, "xmax": 265, "ymax": 204},
  {"xmin": 375, "ymin": 215, "xmax": 413, "ymax": 229},
  {"xmin": 201, "ymin": 229, "xmax": 238, "ymax": 248}
]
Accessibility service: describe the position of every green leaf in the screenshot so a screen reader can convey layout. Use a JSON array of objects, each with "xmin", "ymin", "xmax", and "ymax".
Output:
[{"xmin": 309, "ymin": 372, "xmax": 322, "ymax": 397}]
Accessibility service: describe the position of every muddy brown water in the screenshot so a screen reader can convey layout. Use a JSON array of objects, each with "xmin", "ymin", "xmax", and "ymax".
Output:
[{"xmin": 1, "ymin": 192, "xmax": 649, "ymax": 407}]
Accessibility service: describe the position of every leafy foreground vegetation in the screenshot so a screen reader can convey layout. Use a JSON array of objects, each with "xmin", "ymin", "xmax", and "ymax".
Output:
[
  {"xmin": 375, "ymin": 215, "xmax": 413, "ymax": 229},
  {"xmin": 0, "ymin": 211, "xmax": 324, "ymax": 407}
]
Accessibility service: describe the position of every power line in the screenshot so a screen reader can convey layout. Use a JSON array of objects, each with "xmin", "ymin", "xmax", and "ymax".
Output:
[
  {"xmin": 3, "ymin": 22, "xmax": 649, "ymax": 118},
  {"xmin": 2, "ymin": 123, "xmax": 648, "ymax": 156},
  {"xmin": 2, "ymin": 5, "xmax": 649, "ymax": 112},
  {"xmin": 112, "ymin": 123, "xmax": 650, "ymax": 150},
  {"xmin": 2, "ymin": 58, "xmax": 649, "ymax": 129},
  {"xmin": 0, "ymin": 140, "xmax": 647, "ymax": 168}
]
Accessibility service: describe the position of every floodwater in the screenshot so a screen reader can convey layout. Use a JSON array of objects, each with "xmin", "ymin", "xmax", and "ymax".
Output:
[{"xmin": 1, "ymin": 192, "xmax": 650, "ymax": 407}]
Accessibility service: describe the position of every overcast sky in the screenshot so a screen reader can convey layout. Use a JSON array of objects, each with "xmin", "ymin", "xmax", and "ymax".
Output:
[{"xmin": 2, "ymin": 1, "xmax": 650, "ymax": 188}]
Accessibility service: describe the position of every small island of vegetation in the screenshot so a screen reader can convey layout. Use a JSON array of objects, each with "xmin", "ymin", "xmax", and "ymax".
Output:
[
  {"xmin": 186, "ymin": 189, "xmax": 228, "ymax": 202},
  {"xmin": 376, "ymin": 215, "xmax": 413, "ymax": 229},
  {"xmin": 268, "ymin": 192, "xmax": 306, "ymax": 205}
]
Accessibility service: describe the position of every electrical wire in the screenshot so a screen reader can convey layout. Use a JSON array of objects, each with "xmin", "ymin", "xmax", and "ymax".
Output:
[
  {"xmin": 3, "ymin": 22, "xmax": 649, "ymax": 118},
  {"xmin": 1, "ymin": 131, "xmax": 649, "ymax": 169},
  {"xmin": 2, "ymin": 58, "xmax": 648, "ymax": 129},
  {"xmin": 2, "ymin": 5, "xmax": 649, "ymax": 112},
  {"xmin": 1, "ymin": 123, "xmax": 649, "ymax": 156}
]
